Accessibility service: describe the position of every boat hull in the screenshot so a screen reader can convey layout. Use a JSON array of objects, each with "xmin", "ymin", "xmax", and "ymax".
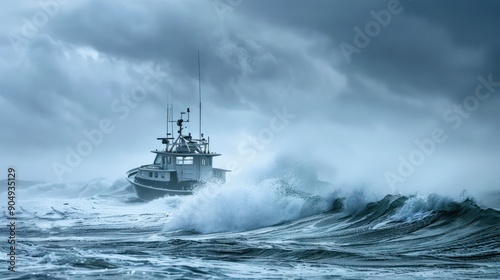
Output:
[{"xmin": 126, "ymin": 168, "xmax": 196, "ymax": 201}]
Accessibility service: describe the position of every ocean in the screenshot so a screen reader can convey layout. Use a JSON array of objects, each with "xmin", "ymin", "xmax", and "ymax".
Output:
[{"xmin": 1, "ymin": 177, "xmax": 499, "ymax": 279}]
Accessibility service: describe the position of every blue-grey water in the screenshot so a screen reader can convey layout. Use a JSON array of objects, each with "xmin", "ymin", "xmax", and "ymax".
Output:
[{"xmin": 1, "ymin": 177, "xmax": 499, "ymax": 279}]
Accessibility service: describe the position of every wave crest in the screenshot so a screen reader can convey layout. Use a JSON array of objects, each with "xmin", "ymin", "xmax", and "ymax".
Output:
[{"xmin": 163, "ymin": 178, "xmax": 336, "ymax": 234}]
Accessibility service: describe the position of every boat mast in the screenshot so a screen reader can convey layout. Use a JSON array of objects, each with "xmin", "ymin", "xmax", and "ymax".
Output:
[
  {"xmin": 166, "ymin": 104, "xmax": 169, "ymax": 149},
  {"xmin": 166, "ymin": 103, "xmax": 169, "ymax": 138},
  {"xmin": 198, "ymin": 50, "xmax": 202, "ymax": 141},
  {"xmin": 170, "ymin": 102, "xmax": 174, "ymax": 142}
]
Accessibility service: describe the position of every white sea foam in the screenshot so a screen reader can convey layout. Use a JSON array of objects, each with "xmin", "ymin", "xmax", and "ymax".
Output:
[
  {"xmin": 390, "ymin": 194, "xmax": 453, "ymax": 223},
  {"xmin": 163, "ymin": 178, "xmax": 335, "ymax": 234}
]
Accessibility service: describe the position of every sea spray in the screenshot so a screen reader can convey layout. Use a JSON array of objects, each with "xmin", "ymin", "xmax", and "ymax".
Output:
[
  {"xmin": 163, "ymin": 178, "xmax": 336, "ymax": 234},
  {"xmin": 389, "ymin": 194, "xmax": 453, "ymax": 222}
]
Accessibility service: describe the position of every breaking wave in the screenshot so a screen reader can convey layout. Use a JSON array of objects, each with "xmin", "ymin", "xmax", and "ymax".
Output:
[
  {"xmin": 163, "ymin": 177, "xmax": 337, "ymax": 233},
  {"xmin": 162, "ymin": 175, "xmax": 500, "ymax": 242}
]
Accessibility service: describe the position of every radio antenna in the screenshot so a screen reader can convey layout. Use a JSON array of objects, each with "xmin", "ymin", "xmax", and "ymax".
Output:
[
  {"xmin": 170, "ymin": 96, "xmax": 174, "ymax": 139},
  {"xmin": 198, "ymin": 50, "xmax": 202, "ymax": 140},
  {"xmin": 166, "ymin": 104, "xmax": 169, "ymax": 137}
]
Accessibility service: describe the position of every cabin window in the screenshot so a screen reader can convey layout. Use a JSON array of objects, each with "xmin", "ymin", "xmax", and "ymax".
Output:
[
  {"xmin": 167, "ymin": 157, "xmax": 172, "ymax": 164},
  {"xmin": 176, "ymin": 156, "xmax": 193, "ymax": 165},
  {"xmin": 154, "ymin": 172, "xmax": 158, "ymax": 178},
  {"xmin": 161, "ymin": 174, "xmax": 165, "ymax": 179},
  {"xmin": 184, "ymin": 157, "xmax": 193, "ymax": 165},
  {"xmin": 201, "ymin": 158, "xmax": 207, "ymax": 166},
  {"xmin": 149, "ymin": 171, "xmax": 153, "ymax": 177},
  {"xmin": 154, "ymin": 154, "xmax": 162, "ymax": 165}
]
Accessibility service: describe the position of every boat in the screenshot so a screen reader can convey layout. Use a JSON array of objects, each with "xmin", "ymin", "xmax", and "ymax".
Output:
[
  {"xmin": 126, "ymin": 105, "xmax": 229, "ymax": 200},
  {"xmin": 126, "ymin": 55, "xmax": 229, "ymax": 200}
]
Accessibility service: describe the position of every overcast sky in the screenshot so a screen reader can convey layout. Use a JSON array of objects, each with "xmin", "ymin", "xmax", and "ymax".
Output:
[{"xmin": 1, "ymin": 0, "xmax": 499, "ymax": 195}]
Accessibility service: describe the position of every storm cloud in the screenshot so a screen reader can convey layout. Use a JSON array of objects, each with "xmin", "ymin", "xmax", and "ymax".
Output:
[{"xmin": 1, "ymin": 0, "xmax": 499, "ymax": 196}]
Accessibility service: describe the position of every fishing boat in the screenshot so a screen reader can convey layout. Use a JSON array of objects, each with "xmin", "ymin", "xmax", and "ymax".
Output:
[{"xmin": 126, "ymin": 55, "xmax": 229, "ymax": 200}]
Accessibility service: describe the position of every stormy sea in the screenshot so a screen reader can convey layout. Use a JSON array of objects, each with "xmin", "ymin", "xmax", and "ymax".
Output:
[{"xmin": 2, "ymin": 175, "xmax": 499, "ymax": 279}]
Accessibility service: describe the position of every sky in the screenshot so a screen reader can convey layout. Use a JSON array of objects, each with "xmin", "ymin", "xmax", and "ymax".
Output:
[{"xmin": 1, "ymin": 0, "xmax": 499, "ymax": 196}]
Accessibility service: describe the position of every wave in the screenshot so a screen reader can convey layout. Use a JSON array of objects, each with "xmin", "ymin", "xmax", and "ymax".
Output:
[
  {"xmin": 163, "ymin": 174, "xmax": 500, "ymax": 240},
  {"xmin": 7, "ymin": 176, "xmax": 500, "ymax": 245},
  {"xmin": 160, "ymin": 183, "xmax": 500, "ymax": 265},
  {"xmin": 163, "ymin": 177, "xmax": 337, "ymax": 234},
  {"xmin": 8, "ymin": 175, "xmax": 499, "ymax": 278}
]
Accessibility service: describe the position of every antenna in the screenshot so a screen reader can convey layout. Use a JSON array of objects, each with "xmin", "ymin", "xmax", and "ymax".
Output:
[
  {"xmin": 166, "ymin": 104, "xmax": 169, "ymax": 137},
  {"xmin": 198, "ymin": 50, "xmax": 202, "ymax": 140},
  {"xmin": 170, "ymin": 102, "xmax": 174, "ymax": 139}
]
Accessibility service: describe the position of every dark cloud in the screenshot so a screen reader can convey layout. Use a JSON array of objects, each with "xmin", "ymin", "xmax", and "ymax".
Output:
[{"xmin": 0, "ymin": 0, "xmax": 499, "ymax": 195}]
